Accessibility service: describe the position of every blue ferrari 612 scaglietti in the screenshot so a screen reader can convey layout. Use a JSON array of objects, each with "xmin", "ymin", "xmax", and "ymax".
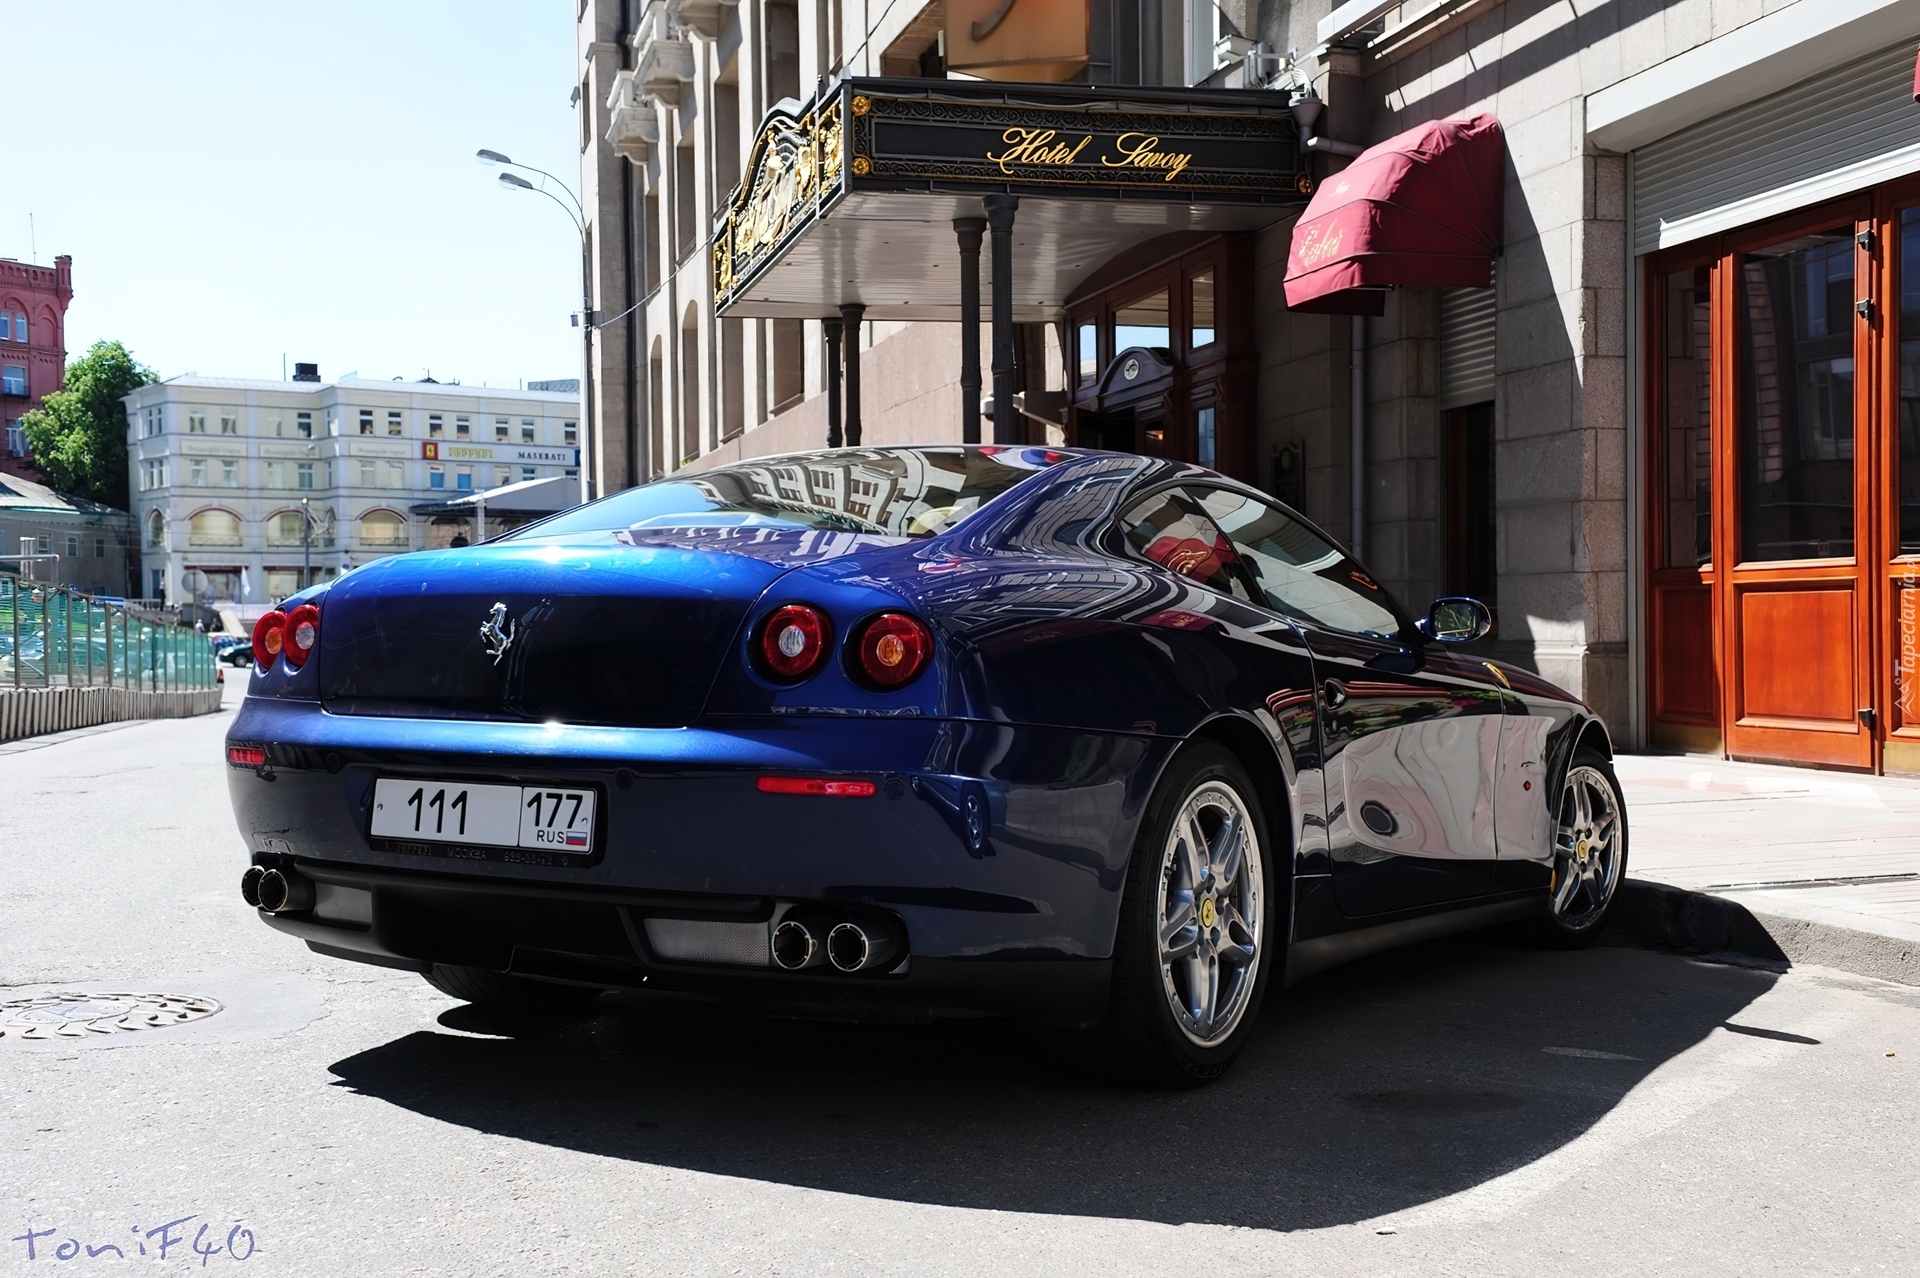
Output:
[{"xmin": 227, "ymin": 445, "xmax": 1625, "ymax": 1085}]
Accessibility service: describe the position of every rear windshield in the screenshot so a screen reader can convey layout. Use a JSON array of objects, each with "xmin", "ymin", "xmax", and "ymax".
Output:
[{"xmin": 509, "ymin": 447, "xmax": 1070, "ymax": 542}]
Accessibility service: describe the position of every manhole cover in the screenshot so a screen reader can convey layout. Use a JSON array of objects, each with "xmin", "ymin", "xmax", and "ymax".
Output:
[{"xmin": 0, "ymin": 992, "xmax": 223, "ymax": 1040}]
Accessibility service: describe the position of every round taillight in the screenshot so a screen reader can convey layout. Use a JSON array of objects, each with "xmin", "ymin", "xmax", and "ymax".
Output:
[
  {"xmin": 251, "ymin": 611, "xmax": 287, "ymax": 670},
  {"xmin": 853, "ymin": 613, "xmax": 933, "ymax": 688},
  {"xmin": 757, "ymin": 604, "xmax": 832, "ymax": 681},
  {"xmin": 282, "ymin": 603, "xmax": 321, "ymax": 669}
]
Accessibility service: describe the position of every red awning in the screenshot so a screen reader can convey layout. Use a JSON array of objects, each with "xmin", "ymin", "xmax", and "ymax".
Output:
[{"xmin": 1283, "ymin": 114, "xmax": 1504, "ymax": 316}]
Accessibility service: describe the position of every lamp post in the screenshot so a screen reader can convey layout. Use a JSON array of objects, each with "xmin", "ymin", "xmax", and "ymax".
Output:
[{"xmin": 479, "ymin": 149, "xmax": 598, "ymax": 501}]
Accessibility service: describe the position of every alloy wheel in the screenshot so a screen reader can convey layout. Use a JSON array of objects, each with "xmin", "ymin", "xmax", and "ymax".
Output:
[
  {"xmin": 1551, "ymin": 764, "xmax": 1623, "ymax": 930},
  {"xmin": 1155, "ymin": 780, "xmax": 1264, "ymax": 1045}
]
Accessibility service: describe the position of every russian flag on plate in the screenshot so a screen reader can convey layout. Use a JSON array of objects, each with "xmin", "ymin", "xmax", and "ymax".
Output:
[{"xmin": 564, "ymin": 830, "xmax": 588, "ymax": 848}]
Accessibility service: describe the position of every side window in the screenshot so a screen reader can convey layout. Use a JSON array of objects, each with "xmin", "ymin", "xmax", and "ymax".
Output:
[
  {"xmin": 1119, "ymin": 488, "xmax": 1252, "ymax": 601},
  {"xmin": 1193, "ymin": 487, "xmax": 1403, "ymax": 640}
]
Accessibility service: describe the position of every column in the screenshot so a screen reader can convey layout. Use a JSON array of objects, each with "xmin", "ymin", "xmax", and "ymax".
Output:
[
  {"xmin": 954, "ymin": 216, "xmax": 985, "ymax": 444},
  {"xmin": 824, "ymin": 318, "xmax": 844, "ymax": 449},
  {"xmin": 839, "ymin": 303, "xmax": 866, "ymax": 447},
  {"xmin": 984, "ymin": 195, "xmax": 1019, "ymax": 446}
]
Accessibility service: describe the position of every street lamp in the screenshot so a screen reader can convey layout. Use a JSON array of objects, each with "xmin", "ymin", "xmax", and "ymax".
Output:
[{"xmin": 479, "ymin": 147, "xmax": 598, "ymax": 500}]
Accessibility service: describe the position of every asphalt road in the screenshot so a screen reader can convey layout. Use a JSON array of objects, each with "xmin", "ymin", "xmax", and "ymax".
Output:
[{"xmin": 2, "ymin": 687, "xmax": 1916, "ymax": 1276}]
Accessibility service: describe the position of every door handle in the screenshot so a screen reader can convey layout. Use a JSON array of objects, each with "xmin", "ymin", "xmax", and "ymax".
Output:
[{"xmin": 1321, "ymin": 678, "xmax": 1349, "ymax": 709}]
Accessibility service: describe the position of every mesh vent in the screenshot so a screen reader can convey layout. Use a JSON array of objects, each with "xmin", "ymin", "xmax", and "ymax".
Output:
[{"xmin": 644, "ymin": 918, "xmax": 770, "ymax": 967}]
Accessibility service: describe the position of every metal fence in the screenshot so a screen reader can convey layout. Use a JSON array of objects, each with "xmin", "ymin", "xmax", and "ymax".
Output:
[{"xmin": 0, "ymin": 572, "xmax": 220, "ymax": 692}]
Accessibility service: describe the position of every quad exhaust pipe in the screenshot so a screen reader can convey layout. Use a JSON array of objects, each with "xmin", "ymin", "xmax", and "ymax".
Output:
[
  {"xmin": 769, "ymin": 912, "xmax": 899, "ymax": 973},
  {"xmin": 243, "ymin": 866, "xmax": 314, "ymax": 914}
]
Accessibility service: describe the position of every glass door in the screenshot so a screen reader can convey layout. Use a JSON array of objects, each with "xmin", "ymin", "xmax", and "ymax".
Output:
[{"xmin": 1884, "ymin": 199, "xmax": 1920, "ymax": 773}]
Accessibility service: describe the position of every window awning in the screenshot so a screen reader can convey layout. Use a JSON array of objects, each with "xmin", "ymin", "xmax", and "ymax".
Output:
[{"xmin": 1282, "ymin": 114, "xmax": 1504, "ymax": 316}]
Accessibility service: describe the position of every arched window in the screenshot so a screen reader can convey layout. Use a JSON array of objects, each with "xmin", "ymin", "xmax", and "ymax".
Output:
[
  {"xmin": 265, "ymin": 510, "xmax": 308, "ymax": 546},
  {"xmin": 146, "ymin": 510, "xmax": 166, "ymax": 548},
  {"xmin": 187, "ymin": 509, "xmax": 243, "ymax": 546},
  {"xmin": 359, "ymin": 510, "xmax": 407, "ymax": 546}
]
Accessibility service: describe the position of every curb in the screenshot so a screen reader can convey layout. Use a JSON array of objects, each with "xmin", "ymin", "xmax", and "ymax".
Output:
[{"xmin": 1612, "ymin": 879, "xmax": 1919, "ymax": 988}]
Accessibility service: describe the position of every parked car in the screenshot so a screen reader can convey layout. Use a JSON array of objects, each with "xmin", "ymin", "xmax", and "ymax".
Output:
[
  {"xmin": 225, "ymin": 445, "xmax": 1625, "ymax": 1085},
  {"xmin": 212, "ymin": 635, "xmax": 253, "ymax": 667}
]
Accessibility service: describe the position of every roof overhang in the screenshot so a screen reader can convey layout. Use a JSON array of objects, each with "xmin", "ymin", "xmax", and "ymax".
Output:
[{"xmin": 714, "ymin": 77, "xmax": 1309, "ymax": 322}]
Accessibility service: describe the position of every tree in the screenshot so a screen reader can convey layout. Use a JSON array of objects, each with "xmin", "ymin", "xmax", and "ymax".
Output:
[{"xmin": 19, "ymin": 340, "xmax": 156, "ymax": 507}]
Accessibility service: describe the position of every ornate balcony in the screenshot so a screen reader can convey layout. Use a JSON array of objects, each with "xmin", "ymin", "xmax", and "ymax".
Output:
[
  {"xmin": 632, "ymin": 0, "xmax": 694, "ymax": 106},
  {"xmin": 605, "ymin": 70, "xmax": 660, "ymax": 164},
  {"xmin": 667, "ymin": 0, "xmax": 738, "ymax": 40}
]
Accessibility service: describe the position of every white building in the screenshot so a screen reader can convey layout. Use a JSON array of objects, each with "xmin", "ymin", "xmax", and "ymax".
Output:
[{"xmin": 123, "ymin": 374, "xmax": 579, "ymax": 608}]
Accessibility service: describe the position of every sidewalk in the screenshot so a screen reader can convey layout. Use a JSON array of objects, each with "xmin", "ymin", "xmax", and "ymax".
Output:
[{"xmin": 1613, "ymin": 753, "xmax": 1920, "ymax": 984}]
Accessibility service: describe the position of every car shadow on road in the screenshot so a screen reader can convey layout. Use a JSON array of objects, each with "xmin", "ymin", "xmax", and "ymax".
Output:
[{"xmin": 327, "ymin": 933, "xmax": 1778, "ymax": 1230}]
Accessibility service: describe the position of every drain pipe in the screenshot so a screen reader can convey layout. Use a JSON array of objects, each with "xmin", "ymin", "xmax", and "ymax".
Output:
[{"xmin": 1350, "ymin": 314, "xmax": 1365, "ymax": 561}]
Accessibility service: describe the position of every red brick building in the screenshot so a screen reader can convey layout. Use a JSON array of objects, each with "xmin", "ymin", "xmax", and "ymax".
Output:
[{"xmin": 0, "ymin": 254, "xmax": 74, "ymax": 482}]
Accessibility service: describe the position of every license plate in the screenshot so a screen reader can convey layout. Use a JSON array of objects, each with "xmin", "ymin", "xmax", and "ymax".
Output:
[{"xmin": 370, "ymin": 778, "xmax": 597, "ymax": 853}]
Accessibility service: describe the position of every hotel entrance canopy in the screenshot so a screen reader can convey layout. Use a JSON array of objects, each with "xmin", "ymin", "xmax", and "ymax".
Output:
[{"xmin": 713, "ymin": 77, "xmax": 1309, "ymax": 322}]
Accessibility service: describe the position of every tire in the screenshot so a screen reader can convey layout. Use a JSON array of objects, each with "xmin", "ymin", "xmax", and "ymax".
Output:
[
  {"xmin": 1520, "ymin": 745, "xmax": 1628, "ymax": 949},
  {"xmin": 1065, "ymin": 742, "xmax": 1280, "ymax": 1087},
  {"xmin": 423, "ymin": 964, "xmax": 605, "ymax": 1011}
]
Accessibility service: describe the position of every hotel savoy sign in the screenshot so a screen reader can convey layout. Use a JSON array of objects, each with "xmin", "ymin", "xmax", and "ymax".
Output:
[{"xmin": 715, "ymin": 78, "xmax": 1304, "ymax": 309}]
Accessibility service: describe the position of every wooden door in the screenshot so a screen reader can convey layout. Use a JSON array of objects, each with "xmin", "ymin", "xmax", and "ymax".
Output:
[{"xmin": 1718, "ymin": 199, "xmax": 1877, "ymax": 770}]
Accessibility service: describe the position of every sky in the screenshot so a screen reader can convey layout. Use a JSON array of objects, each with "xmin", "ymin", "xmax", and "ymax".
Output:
[{"xmin": 3, "ymin": 2, "xmax": 582, "ymax": 389}]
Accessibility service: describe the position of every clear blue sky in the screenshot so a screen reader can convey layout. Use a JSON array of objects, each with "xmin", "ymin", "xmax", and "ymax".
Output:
[{"xmin": 3, "ymin": 2, "xmax": 581, "ymax": 388}]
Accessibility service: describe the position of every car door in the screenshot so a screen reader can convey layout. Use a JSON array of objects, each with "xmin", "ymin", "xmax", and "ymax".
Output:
[{"xmin": 1191, "ymin": 487, "xmax": 1507, "ymax": 918}]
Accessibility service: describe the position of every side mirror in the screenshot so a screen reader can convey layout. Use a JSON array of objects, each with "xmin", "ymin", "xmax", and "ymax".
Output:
[{"xmin": 1417, "ymin": 596, "xmax": 1493, "ymax": 644}]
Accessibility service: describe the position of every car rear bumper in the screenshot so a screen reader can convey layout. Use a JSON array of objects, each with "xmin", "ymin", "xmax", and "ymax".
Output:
[{"xmin": 226, "ymin": 696, "xmax": 1165, "ymax": 1021}]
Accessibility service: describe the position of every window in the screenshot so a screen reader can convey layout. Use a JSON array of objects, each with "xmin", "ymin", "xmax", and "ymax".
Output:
[
  {"xmin": 359, "ymin": 510, "xmax": 408, "ymax": 546},
  {"xmin": 358, "ymin": 409, "xmax": 374, "ymax": 435},
  {"xmin": 521, "ymin": 466, "xmax": 537, "ymax": 482},
  {"xmin": 429, "ymin": 465, "xmax": 445, "ymax": 490},
  {"xmin": 65, "ymin": 534, "xmax": 79, "ymax": 559},
  {"xmin": 146, "ymin": 511, "xmax": 166, "ymax": 548},
  {"xmin": 188, "ymin": 459, "xmax": 208, "ymax": 486},
  {"xmin": 11, "ymin": 313, "xmax": 24, "ymax": 342},
  {"xmin": 387, "ymin": 410, "xmax": 404, "ymax": 436},
  {"xmin": 360, "ymin": 459, "xmax": 377, "ymax": 487},
  {"xmin": 1662, "ymin": 268, "xmax": 1713, "ymax": 568},
  {"xmin": 296, "ymin": 411, "xmax": 313, "ymax": 439},
  {"xmin": 1195, "ymin": 487, "xmax": 1404, "ymax": 640},
  {"xmin": 455, "ymin": 416, "xmax": 471, "ymax": 439},
  {"xmin": 1898, "ymin": 206, "xmax": 1920, "ymax": 554},
  {"xmin": 265, "ymin": 414, "xmax": 283, "ymax": 438},
  {"xmin": 428, "ymin": 414, "xmax": 444, "ymax": 437},
  {"xmin": 141, "ymin": 459, "xmax": 167, "ymax": 490},
  {"xmin": 1195, "ymin": 406, "xmax": 1216, "ymax": 469},
  {"xmin": 220, "ymin": 412, "xmax": 239, "ymax": 435},
  {"xmin": 187, "ymin": 509, "xmax": 243, "ymax": 546},
  {"xmin": 494, "ymin": 466, "xmax": 511, "ymax": 487},
  {"xmin": 296, "ymin": 461, "xmax": 315, "ymax": 490},
  {"xmin": 266, "ymin": 511, "xmax": 307, "ymax": 545},
  {"xmin": 146, "ymin": 407, "xmax": 164, "ymax": 437},
  {"xmin": 265, "ymin": 461, "xmax": 286, "ymax": 489},
  {"xmin": 1444, "ymin": 403, "xmax": 1497, "ymax": 599},
  {"xmin": 1119, "ymin": 488, "xmax": 1250, "ymax": 598},
  {"xmin": 188, "ymin": 411, "xmax": 206, "ymax": 433},
  {"xmin": 34, "ymin": 532, "xmax": 49, "ymax": 553},
  {"xmin": 1190, "ymin": 271, "xmax": 1216, "ymax": 348},
  {"xmin": 1114, "ymin": 289, "xmax": 1170, "ymax": 352},
  {"xmin": 563, "ymin": 420, "xmax": 578, "ymax": 445},
  {"xmin": 456, "ymin": 465, "xmax": 473, "ymax": 491},
  {"xmin": 9, "ymin": 362, "xmax": 36, "ymax": 391},
  {"xmin": 1077, "ymin": 322, "xmax": 1097, "ymax": 383},
  {"xmin": 5, "ymin": 422, "xmax": 23, "ymax": 456},
  {"xmin": 265, "ymin": 569, "xmax": 302, "ymax": 599},
  {"xmin": 385, "ymin": 461, "xmax": 404, "ymax": 488},
  {"xmin": 521, "ymin": 419, "xmax": 536, "ymax": 443},
  {"xmin": 94, "ymin": 536, "xmax": 105, "ymax": 559},
  {"xmin": 1738, "ymin": 227, "xmax": 1855, "ymax": 561},
  {"xmin": 220, "ymin": 459, "xmax": 239, "ymax": 487},
  {"xmin": 494, "ymin": 418, "xmax": 510, "ymax": 442}
]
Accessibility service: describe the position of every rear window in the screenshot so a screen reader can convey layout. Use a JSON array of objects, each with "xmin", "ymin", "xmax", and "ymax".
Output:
[{"xmin": 509, "ymin": 447, "xmax": 1069, "ymax": 542}]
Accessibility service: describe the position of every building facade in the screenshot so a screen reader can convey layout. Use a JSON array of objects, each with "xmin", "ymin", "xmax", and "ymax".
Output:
[
  {"xmin": 122, "ymin": 374, "xmax": 579, "ymax": 609},
  {"xmin": 0, "ymin": 472, "xmax": 135, "ymax": 597},
  {"xmin": 575, "ymin": 0, "xmax": 1920, "ymax": 775},
  {"xmin": 0, "ymin": 254, "xmax": 74, "ymax": 480}
]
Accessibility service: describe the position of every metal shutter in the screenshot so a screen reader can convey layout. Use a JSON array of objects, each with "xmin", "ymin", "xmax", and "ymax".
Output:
[
  {"xmin": 1439, "ymin": 285, "xmax": 1496, "ymax": 410},
  {"xmin": 1634, "ymin": 42, "xmax": 1920, "ymax": 256}
]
